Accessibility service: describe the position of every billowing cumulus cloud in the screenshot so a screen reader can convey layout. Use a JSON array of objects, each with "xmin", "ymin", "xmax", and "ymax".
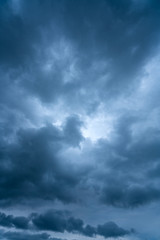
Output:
[{"xmin": 1, "ymin": 0, "xmax": 160, "ymax": 240}]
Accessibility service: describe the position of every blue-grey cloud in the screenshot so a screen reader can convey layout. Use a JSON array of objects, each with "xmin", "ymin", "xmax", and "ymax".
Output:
[
  {"xmin": 1, "ymin": 0, "xmax": 160, "ymax": 239},
  {"xmin": 0, "ymin": 211, "xmax": 132, "ymax": 238},
  {"xmin": 0, "ymin": 230, "xmax": 61, "ymax": 240},
  {"xmin": 0, "ymin": 119, "xmax": 85, "ymax": 205},
  {"xmin": 0, "ymin": 212, "xmax": 29, "ymax": 229}
]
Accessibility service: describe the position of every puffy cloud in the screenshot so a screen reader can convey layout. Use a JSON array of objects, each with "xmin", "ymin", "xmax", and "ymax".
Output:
[
  {"xmin": 97, "ymin": 222, "xmax": 130, "ymax": 238},
  {"xmin": 0, "ymin": 211, "xmax": 132, "ymax": 238},
  {"xmin": 0, "ymin": 212, "xmax": 29, "ymax": 229},
  {"xmin": 0, "ymin": 118, "xmax": 84, "ymax": 206}
]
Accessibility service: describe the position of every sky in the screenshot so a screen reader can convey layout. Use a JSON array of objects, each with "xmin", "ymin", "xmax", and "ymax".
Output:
[{"xmin": 0, "ymin": 0, "xmax": 160, "ymax": 240}]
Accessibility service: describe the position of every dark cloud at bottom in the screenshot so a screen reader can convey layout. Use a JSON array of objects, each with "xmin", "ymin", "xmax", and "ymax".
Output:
[
  {"xmin": 0, "ymin": 230, "xmax": 61, "ymax": 240},
  {"xmin": 0, "ymin": 211, "xmax": 132, "ymax": 238}
]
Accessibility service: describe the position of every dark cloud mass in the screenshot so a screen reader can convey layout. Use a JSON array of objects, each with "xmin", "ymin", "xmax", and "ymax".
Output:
[
  {"xmin": 0, "ymin": 212, "xmax": 29, "ymax": 229},
  {"xmin": 0, "ymin": 211, "xmax": 131, "ymax": 238},
  {"xmin": 1, "ymin": 0, "xmax": 160, "ymax": 240},
  {"xmin": 0, "ymin": 230, "xmax": 61, "ymax": 240},
  {"xmin": 0, "ymin": 122, "xmax": 84, "ymax": 204}
]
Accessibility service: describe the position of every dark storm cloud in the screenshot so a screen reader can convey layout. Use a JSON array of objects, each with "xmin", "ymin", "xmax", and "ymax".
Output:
[
  {"xmin": 31, "ymin": 210, "xmax": 96, "ymax": 237},
  {"xmin": 1, "ymin": 0, "xmax": 160, "ymax": 107},
  {"xmin": 97, "ymin": 222, "xmax": 130, "ymax": 238},
  {"xmin": 101, "ymin": 185, "xmax": 160, "ymax": 208},
  {"xmin": 0, "ymin": 230, "xmax": 62, "ymax": 240},
  {"xmin": 0, "ymin": 0, "xmax": 37, "ymax": 68},
  {"xmin": 32, "ymin": 210, "xmax": 84, "ymax": 233},
  {"xmin": 0, "ymin": 0, "xmax": 159, "ymax": 211},
  {"xmin": 0, "ymin": 211, "xmax": 132, "ymax": 238},
  {"xmin": 0, "ymin": 116, "xmax": 84, "ymax": 206},
  {"xmin": 32, "ymin": 210, "xmax": 130, "ymax": 238},
  {"xmin": 91, "ymin": 115, "xmax": 160, "ymax": 208},
  {"xmin": 0, "ymin": 0, "xmax": 63, "ymax": 68},
  {"xmin": 0, "ymin": 212, "xmax": 29, "ymax": 229},
  {"xmin": 1, "ymin": 0, "xmax": 160, "ymax": 239},
  {"xmin": 62, "ymin": 0, "xmax": 160, "ymax": 82}
]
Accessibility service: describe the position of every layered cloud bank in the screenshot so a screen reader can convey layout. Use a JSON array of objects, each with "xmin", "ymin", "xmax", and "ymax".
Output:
[
  {"xmin": 1, "ymin": 0, "xmax": 160, "ymax": 240},
  {"xmin": 0, "ymin": 211, "xmax": 132, "ymax": 238}
]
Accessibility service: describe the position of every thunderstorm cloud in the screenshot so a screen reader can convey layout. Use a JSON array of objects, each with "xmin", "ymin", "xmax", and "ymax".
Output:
[{"xmin": 1, "ymin": 1, "xmax": 160, "ymax": 240}]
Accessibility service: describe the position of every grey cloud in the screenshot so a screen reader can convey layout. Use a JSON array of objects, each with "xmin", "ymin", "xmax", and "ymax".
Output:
[
  {"xmin": 32, "ymin": 210, "xmax": 132, "ymax": 238},
  {"xmin": 32, "ymin": 210, "xmax": 85, "ymax": 234},
  {"xmin": 0, "ymin": 117, "xmax": 84, "ymax": 206},
  {"xmin": 81, "ymin": 224, "xmax": 96, "ymax": 237},
  {"xmin": 0, "ymin": 212, "xmax": 13, "ymax": 228},
  {"xmin": 0, "ymin": 1, "xmax": 36, "ymax": 68},
  {"xmin": 0, "ymin": 212, "xmax": 29, "ymax": 229},
  {"xmin": 0, "ymin": 211, "xmax": 132, "ymax": 238},
  {"xmin": 0, "ymin": 231, "xmax": 61, "ymax": 240},
  {"xmin": 97, "ymin": 221, "xmax": 130, "ymax": 238},
  {"xmin": 63, "ymin": 115, "xmax": 84, "ymax": 147},
  {"xmin": 1, "ymin": 0, "xmax": 160, "ymax": 239},
  {"xmin": 101, "ymin": 185, "xmax": 160, "ymax": 208},
  {"xmin": 90, "ymin": 115, "xmax": 160, "ymax": 208},
  {"xmin": 1, "ymin": 0, "xmax": 160, "ymax": 108},
  {"xmin": 66, "ymin": 217, "xmax": 84, "ymax": 233},
  {"xmin": 32, "ymin": 210, "xmax": 68, "ymax": 232}
]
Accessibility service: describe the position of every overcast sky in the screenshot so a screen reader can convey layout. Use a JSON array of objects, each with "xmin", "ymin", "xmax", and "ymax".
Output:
[{"xmin": 1, "ymin": 0, "xmax": 160, "ymax": 240}]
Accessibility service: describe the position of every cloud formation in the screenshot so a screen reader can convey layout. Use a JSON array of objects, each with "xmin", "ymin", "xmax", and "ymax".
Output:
[
  {"xmin": 0, "ymin": 230, "xmax": 61, "ymax": 240},
  {"xmin": 1, "ymin": 0, "xmax": 160, "ymax": 239},
  {"xmin": 0, "ymin": 211, "xmax": 132, "ymax": 238}
]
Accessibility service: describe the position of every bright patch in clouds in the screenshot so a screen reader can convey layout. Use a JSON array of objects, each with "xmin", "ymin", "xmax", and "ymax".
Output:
[{"xmin": 82, "ymin": 113, "xmax": 114, "ymax": 142}]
